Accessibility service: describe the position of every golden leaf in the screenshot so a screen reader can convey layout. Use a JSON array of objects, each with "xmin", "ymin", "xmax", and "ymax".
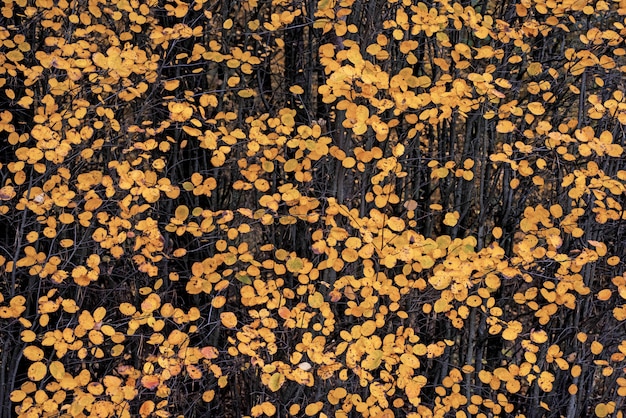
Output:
[
  {"xmin": 537, "ymin": 371, "xmax": 554, "ymax": 392},
  {"xmin": 261, "ymin": 402, "xmax": 276, "ymax": 416},
  {"xmin": 163, "ymin": 80, "xmax": 180, "ymax": 91},
  {"xmin": 341, "ymin": 248, "xmax": 358, "ymax": 263},
  {"xmin": 387, "ymin": 216, "xmax": 405, "ymax": 232},
  {"xmin": 362, "ymin": 349, "xmax": 383, "ymax": 370},
  {"xmin": 141, "ymin": 294, "xmax": 161, "ymax": 313},
  {"xmin": 119, "ymin": 303, "xmax": 136, "ymax": 316},
  {"xmin": 527, "ymin": 102, "xmax": 546, "ymax": 115},
  {"xmin": 443, "ymin": 211, "xmax": 459, "ymax": 227},
  {"xmin": 597, "ymin": 289, "xmax": 612, "ymax": 301},
  {"xmin": 10, "ymin": 390, "xmax": 26, "ymax": 403},
  {"xmin": 173, "ymin": 248, "xmax": 187, "ymax": 257},
  {"xmin": 89, "ymin": 330, "xmax": 104, "ymax": 345},
  {"xmin": 27, "ymin": 361, "xmax": 47, "ymax": 381},
  {"xmin": 502, "ymin": 321, "xmax": 522, "ymax": 341},
  {"xmin": 591, "ymin": 341, "xmax": 603, "ymax": 355},
  {"xmin": 23, "ymin": 346, "xmax": 44, "ymax": 361},
  {"xmin": 220, "ymin": 312, "xmax": 237, "ymax": 328},
  {"xmin": 6, "ymin": 49, "xmax": 24, "ymax": 62},
  {"xmin": 530, "ymin": 330, "xmax": 548, "ymax": 344},
  {"xmin": 290, "ymin": 85, "xmax": 304, "ymax": 94},
  {"xmin": 595, "ymin": 403, "xmax": 608, "ymax": 418},
  {"xmin": 202, "ymin": 390, "xmax": 215, "ymax": 402},
  {"xmin": 496, "ymin": 120, "xmax": 515, "ymax": 133},
  {"xmin": 21, "ymin": 330, "xmax": 36, "ymax": 342},
  {"xmin": 304, "ymin": 402, "xmax": 323, "ymax": 416}
]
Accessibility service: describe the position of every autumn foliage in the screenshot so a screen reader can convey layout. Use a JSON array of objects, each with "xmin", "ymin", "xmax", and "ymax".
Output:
[{"xmin": 2, "ymin": 0, "xmax": 626, "ymax": 417}]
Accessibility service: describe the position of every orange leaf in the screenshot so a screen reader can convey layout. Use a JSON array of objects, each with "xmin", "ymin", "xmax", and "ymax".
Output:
[
  {"xmin": 141, "ymin": 374, "xmax": 160, "ymax": 390},
  {"xmin": 201, "ymin": 346, "xmax": 219, "ymax": 359}
]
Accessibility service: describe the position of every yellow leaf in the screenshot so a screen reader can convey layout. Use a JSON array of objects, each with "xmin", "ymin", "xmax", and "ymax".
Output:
[
  {"xmin": 502, "ymin": 320, "xmax": 522, "ymax": 341},
  {"xmin": 607, "ymin": 256, "xmax": 620, "ymax": 266},
  {"xmin": 341, "ymin": 248, "xmax": 358, "ymax": 262},
  {"xmin": 142, "ymin": 188, "xmax": 160, "ymax": 203},
  {"xmin": 443, "ymin": 211, "xmax": 459, "ymax": 227},
  {"xmin": 28, "ymin": 361, "xmax": 47, "ymax": 381},
  {"xmin": 595, "ymin": 403, "xmax": 608, "ymax": 417},
  {"xmin": 597, "ymin": 289, "xmax": 612, "ymax": 301},
  {"xmin": 362, "ymin": 349, "xmax": 383, "ymax": 370},
  {"xmin": 527, "ymin": 102, "xmax": 545, "ymax": 115},
  {"xmin": 496, "ymin": 120, "xmax": 515, "ymax": 133},
  {"xmin": 238, "ymin": 88, "xmax": 255, "ymax": 98},
  {"xmin": 467, "ymin": 295, "xmax": 482, "ymax": 307},
  {"xmin": 485, "ymin": 274, "xmax": 500, "ymax": 289},
  {"xmin": 21, "ymin": 330, "xmax": 36, "ymax": 342},
  {"xmin": 141, "ymin": 294, "xmax": 161, "ymax": 313},
  {"xmin": 6, "ymin": 49, "xmax": 24, "ymax": 62},
  {"xmin": 591, "ymin": 341, "xmax": 603, "ymax": 355},
  {"xmin": 220, "ymin": 312, "xmax": 237, "ymax": 328},
  {"xmin": 23, "ymin": 346, "xmax": 44, "ymax": 361},
  {"xmin": 261, "ymin": 402, "xmax": 276, "ymax": 416},
  {"xmin": 537, "ymin": 370, "xmax": 554, "ymax": 392},
  {"xmin": 530, "ymin": 330, "xmax": 548, "ymax": 344},
  {"xmin": 387, "ymin": 216, "xmax": 405, "ymax": 232},
  {"xmin": 10, "ymin": 390, "xmax": 26, "ymax": 402},
  {"xmin": 89, "ymin": 330, "xmax": 104, "ymax": 345},
  {"xmin": 211, "ymin": 295, "xmax": 226, "ymax": 309},
  {"xmin": 304, "ymin": 402, "xmax": 323, "ymax": 416},
  {"xmin": 93, "ymin": 306, "xmax": 106, "ymax": 322},
  {"xmin": 289, "ymin": 85, "xmax": 304, "ymax": 94},
  {"xmin": 308, "ymin": 292, "xmax": 324, "ymax": 308},
  {"xmin": 163, "ymin": 80, "xmax": 180, "ymax": 91},
  {"xmin": 119, "ymin": 302, "xmax": 136, "ymax": 316},
  {"xmin": 527, "ymin": 62, "xmax": 542, "ymax": 76},
  {"xmin": 202, "ymin": 390, "xmax": 215, "ymax": 402},
  {"xmin": 400, "ymin": 353, "xmax": 420, "ymax": 368},
  {"xmin": 361, "ymin": 320, "xmax": 376, "ymax": 336}
]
